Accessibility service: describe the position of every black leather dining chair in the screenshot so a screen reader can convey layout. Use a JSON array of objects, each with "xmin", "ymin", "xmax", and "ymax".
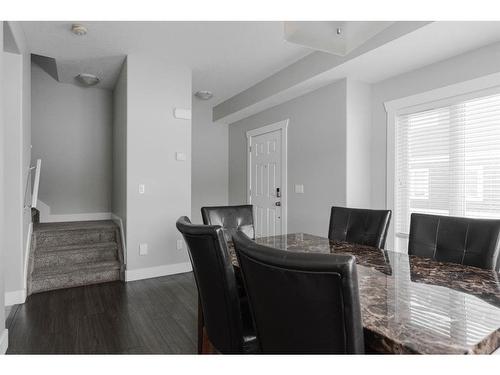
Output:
[
  {"xmin": 328, "ymin": 206, "xmax": 392, "ymax": 249},
  {"xmin": 176, "ymin": 216, "xmax": 258, "ymax": 353},
  {"xmin": 201, "ymin": 205, "xmax": 254, "ymax": 321},
  {"xmin": 232, "ymin": 231, "xmax": 365, "ymax": 354},
  {"xmin": 201, "ymin": 205, "xmax": 255, "ymax": 242},
  {"xmin": 408, "ymin": 213, "xmax": 500, "ymax": 271}
]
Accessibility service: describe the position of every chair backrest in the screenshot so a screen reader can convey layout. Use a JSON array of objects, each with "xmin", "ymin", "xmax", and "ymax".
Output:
[
  {"xmin": 176, "ymin": 216, "xmax": 245, "ymax": 353},
  {"xmin": 201, "ymin": 205, "xmax": 255, "ymax": 242},
  {"xmin": 232, "ymin": 231, "xmax": 365, "ymax": 354},
  {"xmin": 408, "ymin": 213, "xmax": 500, "ymax": 271},
  {"xmin": 328, "ymin": 206, "xmax": 392, "ymax": 249}
]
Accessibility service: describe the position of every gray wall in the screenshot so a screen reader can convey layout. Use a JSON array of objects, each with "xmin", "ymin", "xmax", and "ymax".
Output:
[
  {"xmin": 370, "ymin": 41, "xmax": 500, "ymax": 211},
  {"xmin": 191, "ymin": 100, "xmax": 228, "ymax": 224},
  {"xmin": 21, "ymin": 35, "xmax": 31, "ymax": 266},
  {"xmin": 3, "ymin": 52, "xmax": 24, "ymax": 297},
  {"xmin": 2, "ymin": 22, "xmax": 31, "ymax": 302},
  {"xmin": 0, "ymin": 21, "xmax": 6, "ymax": 345},
  {"xmin": 229, "ymin": 80, "xmax": 348, "ymax": 236},
  {"xmin": 112, "ymin": 60, "xmax": 127, "ymax": 233},
  {"xmin": 346, "ymin": 80, "xmax": 371, "ymax": 208},
  {"xmin": 125, "ymin": 55, "xmax": 191, "ymax": 272},
  {"xmin": 31, "ymin": 63, "xmax": 113, "ymax": 215},
  {"xmin": 11, "ymin": 22, "xmax": 33, "ymax": 270}
]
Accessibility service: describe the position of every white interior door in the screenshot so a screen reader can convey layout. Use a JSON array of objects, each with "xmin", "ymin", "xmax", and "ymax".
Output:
[{"xmin": 247, "ymin": 120, "xmax": 288, "ymax": 237}]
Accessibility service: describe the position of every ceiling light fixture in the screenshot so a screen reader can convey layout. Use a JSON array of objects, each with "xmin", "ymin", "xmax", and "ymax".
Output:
[
  {"xmin": 75, "ymin": 73, "xmax": 100, "ymax": 87},
  {"xmin": 194, "ymin": 90, "xmax": 213, "ymax": 100},
  {"xmin": 284, "ymin": 21, "xmax": 393, "ymax": 57},
  {"xmin": 71, "ymin": 24, "xmax": 88, "ymax": 36}
]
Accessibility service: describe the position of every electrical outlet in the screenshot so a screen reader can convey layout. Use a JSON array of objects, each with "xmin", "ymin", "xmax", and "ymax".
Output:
[
  {"xmin": 177, "ymin": 239, "xmax": 184, "ymax": 250},
  {"xmin": 139, "ymin": 243, "xmax": 148, "ymax": 256},
  {"xmin": 295, "ymin": 184, "xmax": 304, "ymax": 194}
]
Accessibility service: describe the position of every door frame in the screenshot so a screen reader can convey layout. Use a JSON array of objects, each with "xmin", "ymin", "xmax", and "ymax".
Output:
[{"xmin": 246, "ymin": 119, "xmax": 289, "ymax": 236}]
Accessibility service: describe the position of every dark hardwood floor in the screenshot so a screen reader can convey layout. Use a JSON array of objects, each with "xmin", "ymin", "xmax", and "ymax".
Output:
[{"xmin": 6, "ymin": 272, "xmax": 198, "ymax": 354}]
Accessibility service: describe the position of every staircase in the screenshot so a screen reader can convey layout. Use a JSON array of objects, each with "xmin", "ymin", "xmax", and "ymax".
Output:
[{"xmin": 28, "ymin": 220, "xmax": 124, "ymax": 295}]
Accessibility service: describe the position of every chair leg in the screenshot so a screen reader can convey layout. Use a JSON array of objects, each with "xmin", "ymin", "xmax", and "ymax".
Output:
[
  {"xmin": 198, "ymin": 296, "xmax": 219, "ymax": 354},
  {"xmin": 197, "ymin": 296, "xmax": 204, "ymax": 354},
  {"xmin": 201, "ymin": 327, "xmax": 213, "ymax": 353}
]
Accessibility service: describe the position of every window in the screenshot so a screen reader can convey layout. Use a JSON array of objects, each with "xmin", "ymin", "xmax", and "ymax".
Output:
[
  {"xmin": 395, "ymin": 90, "xmax": 500, "ymax": 236},
  {"xmin": 408, "ymin": 168, "xmax": 429, "ymax": 200}
]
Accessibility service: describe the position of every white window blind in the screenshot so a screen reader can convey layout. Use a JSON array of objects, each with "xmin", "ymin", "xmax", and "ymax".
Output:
[{"xmin": 395, "ymin": 90, "xmax": 500, "ymax": 236}]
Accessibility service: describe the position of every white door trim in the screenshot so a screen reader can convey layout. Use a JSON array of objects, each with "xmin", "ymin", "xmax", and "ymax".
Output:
[{"xmin": 246, "ymin": 119, "xmax": 289, "ymax": 236}]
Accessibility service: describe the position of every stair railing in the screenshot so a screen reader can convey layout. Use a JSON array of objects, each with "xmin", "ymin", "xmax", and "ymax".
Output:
[{"xmin": 24, "ymin": 158, "xmax": 42, "ymax": 210}]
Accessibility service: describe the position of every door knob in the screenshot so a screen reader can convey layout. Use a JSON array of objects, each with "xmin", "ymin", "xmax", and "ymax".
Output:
[{"xmin": 275, "ymin": 202, "xmax": 281, "ymax": 206}]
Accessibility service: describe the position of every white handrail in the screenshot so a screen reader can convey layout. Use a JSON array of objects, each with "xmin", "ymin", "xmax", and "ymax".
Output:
[
  {"xmin": 31, "ymin": 159, "xmax": 42, "ymax": 209},
  {"xmin": 24, "ymin": 167, "xmax": 34, "ymax": 209}
]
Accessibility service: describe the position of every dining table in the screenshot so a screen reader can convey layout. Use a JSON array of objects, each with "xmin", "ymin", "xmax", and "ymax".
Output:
[{"xmin": 199, "ymin": 232, "xmax": 500, "ymax": 354}]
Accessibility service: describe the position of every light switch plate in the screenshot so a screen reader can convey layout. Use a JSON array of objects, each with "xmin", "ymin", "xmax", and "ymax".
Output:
[
  {"xmin": 139, "ymin": 184, "xmax": 145, "ymax": 194},
  {"xmin": 295, "ymin": 184, "xmax": 304, "ymax": 194},
  {"xmin": 175, "ymin": 152, "xmax": 186, "ymax": 161},
  {"xmin": 173, "ymin": 108, "xmax": 192, "ymax": 120},
  {"xmin": 139, "ymin": 243, "xmax": 148, "ymax": 256},
  {"xmin": 176, "ymin": 239, "xmax": 184, "ymax": 250}
]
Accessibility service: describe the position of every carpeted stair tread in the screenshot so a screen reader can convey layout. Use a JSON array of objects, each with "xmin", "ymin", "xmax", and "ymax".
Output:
[
  {"xmin": 32, "ymin": 259, "xmax": 121, "ymax": 279},
  {"xmin": 34, "ymin": 220, "xmax": 117, "ymax": 232},
  {"xmin": 36, "ymin": 241, "xmax": 118, "ymax": 253},
  {"xmin": 34, "ymin": 244, "xmax": 118, "ymax": 269},
  {"xmin": 35, "ymin": 223, "xmax": 119, "ymax": 248},
  {"xmin": 35, "ymin": 227, "xmax": 117, "ymax": 238},
  {"xmin": 30, "ymin": 266, "xmax": 121, "ymax": 294}
]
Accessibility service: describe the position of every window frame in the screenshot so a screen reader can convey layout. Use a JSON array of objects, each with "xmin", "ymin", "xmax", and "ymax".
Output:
[{"xmin": 384, "ymin": 72, "xmax": 500, "ymax": 252}]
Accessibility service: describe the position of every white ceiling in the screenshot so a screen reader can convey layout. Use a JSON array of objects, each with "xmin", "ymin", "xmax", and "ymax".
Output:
[
  {"xmin": 213, "ymin": 21, "xmax": 500, "ymax": 123},
  {"xmin": 21, "ymin": 21, "xmax": 500, "ymax": 109},
  {"xmin": 20, "ymin": 21, "xmax": 312, "ymax": 102},
  {"xmin": 338, "ymin": 21, "xmax": 500, "ymax": 83}
]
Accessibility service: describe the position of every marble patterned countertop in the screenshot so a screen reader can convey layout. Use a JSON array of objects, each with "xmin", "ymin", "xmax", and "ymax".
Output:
[{"xmin": 227, "ymin": 233, "xmax": 500, "ymax": 354}]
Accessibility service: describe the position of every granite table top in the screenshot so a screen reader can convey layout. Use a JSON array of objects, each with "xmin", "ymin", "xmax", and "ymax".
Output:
[{"xmin": 227, "ymin": 233, "xmax": 500, "ymax": 354}]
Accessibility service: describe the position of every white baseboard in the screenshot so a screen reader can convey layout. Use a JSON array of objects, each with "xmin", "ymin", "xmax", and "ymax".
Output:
[
  {"xmin": 111, "ymin": 214, "xmax": 127, "ymax": 265},
  {"xmin": 23, "ymin": 222, "xmax": 33, "ymax": 290},
  {"xmin": 0, "ymin": 329, "xmax": 8, "ymax": 354},
  {"xmin": 125, "ymin": 262, "xmax": 192, "ymax": 282},
  {"xmin": 38, "ymin": 199, "xmax": 111, "ymax": 222},
  {"xmin": 5, "ymin": 289, "xmax": 27, "ymax": 306}
]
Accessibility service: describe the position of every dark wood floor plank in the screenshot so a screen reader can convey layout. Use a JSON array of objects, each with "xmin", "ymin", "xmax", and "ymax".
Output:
[
  {"xmin": 6, "ymin": 272, "xmax": 197, "ymax": 354},
  {"xmin": 150, "ymin": 315, "xmax": 196, "ymax": 354},
  {"xmin": 5, "ymin": 304, "xmax": 20, "ymax": 330}
]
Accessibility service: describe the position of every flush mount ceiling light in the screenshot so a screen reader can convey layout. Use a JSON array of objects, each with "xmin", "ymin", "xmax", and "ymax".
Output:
[
  {"xmin": 194, "ymin": 90, "xmax": 213, "ymax": 100},
  {"xmin": 75, "ymin": 73, "xmax": 100, "ymax": 87},
  {"xmin": 284, "ymin": 21, "xmax": 394, "ymax": 56},
  {"xmin": 71, "ymin": 24, "xmax": 88, "ymax": 36}
]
